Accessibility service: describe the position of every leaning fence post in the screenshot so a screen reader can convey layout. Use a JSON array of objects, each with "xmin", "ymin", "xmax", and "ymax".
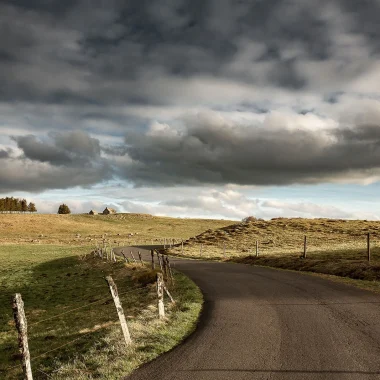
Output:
[
  {"xmin": 303, "ymin": 236, "xmax": 307, "ymax": 258},
  {"xmin": 12, "ymin": 293, "xmax": 33, "ymax": 380},
  {"xmin": 156, "ymin": 273, "xmax": 165, "ymax": 319},
  {"xmin": 121, "ymin": 250, "xmax": 130, "ymax": 264},
  {"xmin": 163, "ymin": 283, "xmax": 175, "ymax": 303},
  {"xmin": 367, "ymin": 232, "xmax": 371, "ymax": 262},
  {"xmin": 105, "ymin": 276, "xmax": 132, "ymax": 345},
  {"xmin": 130, "ymin": 251, "xmax": 137, "ymax": 263}
]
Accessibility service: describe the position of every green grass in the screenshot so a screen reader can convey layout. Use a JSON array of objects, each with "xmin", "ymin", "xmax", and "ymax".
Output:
[{"xmin": 0, "ymin": 244, "xmax": 203, "ymax": 379}]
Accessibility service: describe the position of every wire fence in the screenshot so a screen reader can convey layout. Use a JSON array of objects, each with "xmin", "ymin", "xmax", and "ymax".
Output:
[
  {"xmin": 4, "ymin": 248, "xmax": 175, "ymax": 380},
  {"xmin": 167, "ymin": 230, "xmax": 380, "ymax": 262}
]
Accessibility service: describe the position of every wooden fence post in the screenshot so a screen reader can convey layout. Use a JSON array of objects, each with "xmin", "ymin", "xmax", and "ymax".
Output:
[
  {"xmin": 105, "ymin": 276, "xmax": 132, "ymax": 345},
  {"xmin": 255, "ymin": 241, "xmax": 259, "ymax": 257},
  {"xmin": 163, "ymin": 283, "xmax": 175, "ymax": 303},
  {"xmin": 156, "ymin": 273, "xmax": 165, "ymax": 319},
  {"xmin": 303, "ymin": 236, "xmax": 307, "ymax": 258},
  {"xmin": 151, "ymin": 250, "xmax": 155, "ymax": 269},
  {"xmin": 200, "ymin": 243, "xmax": 203, "ymax": 256},
  {"xmin": 181, "ymin": 239, "xmax": 184, "ymax": 254},
  {"xmin": 12, "ymin": 293, "xmax": 33, "ymax": 380},
  {"xmin": 121, "ymin": 250, "xmax": 130, "ymax": 264},
  {"xmin": 157, "ymin": 252, "xmax": 164, "ymax": 272},
  {"xmin": 138, "ymin": 251, "xmax": 143, "ymax": 265},
  {"xmin": 162, "ymin": 255, "xmax": 168, "ymax": 280},
  {"xmin": 130, "ymin": 251, "xmax": 137, "ymax": 263},
  {"xmin": 165, "ymin": 256, "xmax": 174, "ymax": 285},
  {"xmin": 367, "ymin": 232, "xmax": 371, "ymax": 262},
  {"xmin": 223, "ymin": 242, "xmax": 226, "ymax": 258}
]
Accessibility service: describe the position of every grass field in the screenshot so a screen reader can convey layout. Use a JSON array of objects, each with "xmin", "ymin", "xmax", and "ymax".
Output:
[
  {"xmin": 0, "ymin": 213, "xmax": 234, "ymax": 246},
  {"xmin": 0, "ymin": 244, "xmax": 203, "ymax": 379},
  {"xmin": 166, "ymin": 217, "xmax": 380, "ymax": 287}
]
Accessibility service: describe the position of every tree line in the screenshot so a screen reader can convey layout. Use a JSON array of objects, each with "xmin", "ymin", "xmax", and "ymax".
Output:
[{"xmin": 0, "ymin": 197, "xmax": 37, "ymax": 213}]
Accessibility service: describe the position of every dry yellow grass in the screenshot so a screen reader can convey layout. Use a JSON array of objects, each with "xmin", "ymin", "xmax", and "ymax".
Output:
[
  {"xmin": 167, "ymin": 217, "xmax": 380, "ymax": 284},
  {"xmin": 0, "ymin": 213, "xmax": 234, "ymax": 246},
  {"xmin": 168, "ymin": 217, "xmax": 380, "ymax": 258}
]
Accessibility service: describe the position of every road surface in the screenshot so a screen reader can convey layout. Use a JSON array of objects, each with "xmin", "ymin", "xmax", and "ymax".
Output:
[{"xmin": 115, "ymin": 246, "xmax": 380, "ymax": 380}]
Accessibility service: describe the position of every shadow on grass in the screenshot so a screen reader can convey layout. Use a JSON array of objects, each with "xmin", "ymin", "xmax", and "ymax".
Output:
[{"xmin": 0, "ymin": 254, "xmax": 149, "ymax": 378}]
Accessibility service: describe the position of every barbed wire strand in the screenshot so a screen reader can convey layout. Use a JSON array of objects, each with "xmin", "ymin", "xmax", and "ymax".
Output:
[
  {"xmin": 37, "ymin": 367, "xmax": 53, "ymax": 379},
  {"xmin": 28, "ymin": 286, "xmax": 149, "ymax": 327},
  {"xmin": 30, "ymin": 323, "xmax": 116, "ymax": 363}
]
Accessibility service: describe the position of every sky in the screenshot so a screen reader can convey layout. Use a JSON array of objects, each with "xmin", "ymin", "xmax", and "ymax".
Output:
[{"xmin": 1, "ymin": 0, "xmax": 380, "ymax": 220}]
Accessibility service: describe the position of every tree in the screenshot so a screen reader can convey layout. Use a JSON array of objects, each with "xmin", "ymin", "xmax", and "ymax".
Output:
[
  {"xmin": 21, "ymin": 199, "xmax": 28, "ymax": 213},
  {"xmin": 58, "ymin": 204, "xmax": 71, "ymax": 214},
  {"xmin": 28, "ymin": 202, "xmax": 37, "ymax": 213}
]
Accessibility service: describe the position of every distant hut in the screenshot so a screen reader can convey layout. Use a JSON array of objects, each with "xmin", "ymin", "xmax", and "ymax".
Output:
[
  {"xmin": 102, "ymin": 207, "xmax": 116, "ymax": 215},
  {"xmin": 89, "ymin": 210, "xmax": 98, "ymax": 215}
]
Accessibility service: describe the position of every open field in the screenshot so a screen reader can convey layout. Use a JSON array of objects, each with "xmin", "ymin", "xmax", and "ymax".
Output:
[
  {"xmin": 0, "ymin": 244, "xmax": 202, "ymax": 379},
  {"xmin": 167, "ymin": 217, "xmax": 380, "ymax": 287},
  {"xmin": 0, "ymin": 213, "xmax": 234, "ymax": 246}
]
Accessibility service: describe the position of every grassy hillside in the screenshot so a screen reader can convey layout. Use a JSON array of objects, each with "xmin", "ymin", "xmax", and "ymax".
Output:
[
  {"xmin": 167, "ymin": 217, "xmax": 380, "ymax": 288},
  {"xmin": 0, "ymin": 213, "xmax": 234, "ymax": 246},
  {"xmin": 169, "ymin": 217, "xmax": 380, "ymax": 257},
  {"xmin": 0, "ymin": 245, "xmax": 202, "ymax": 379}
]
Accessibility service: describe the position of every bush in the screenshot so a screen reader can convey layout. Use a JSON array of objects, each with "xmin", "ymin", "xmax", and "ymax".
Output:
[{"xmin": 58, "ymin": 204, "xmax": 71, "ymax": 214}]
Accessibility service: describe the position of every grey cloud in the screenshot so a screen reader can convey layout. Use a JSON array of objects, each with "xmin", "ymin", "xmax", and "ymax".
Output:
[
  {"xmin": 0, "ymin": 157, "xmax": 112, "ymax": 193},
  {"xmin": 115, "ymin": 112, "xmax": 380, "ymax": 186},
  {"xmin": 13, "ymin": 135, "xmax": 73, "ymax": 165},
  {"xmin": 1, "ymin": 0, "xmax": 379, "ymax": 107},
  {"xmin": 1, "ymin": 130, "xmax": 113, "ymax": 192},
  {"xmin": 12, "ymin": 131, "xmax": 101, "ymax": 166},
  {"xmin": 0, "ymin": 148, "xmax": 12, "ymax": 158}
]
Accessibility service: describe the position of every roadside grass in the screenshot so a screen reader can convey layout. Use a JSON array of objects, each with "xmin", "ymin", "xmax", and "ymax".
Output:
[
  {"xmin": 0, "ymin": 244, "xmax": 202, "ymax": 379},
  {"xmin": 166, "ymin": 217, "xmax": 380, "ymax": 288},
  {"xmin": 0, "ymin": 213, "xmax": 233, "ymax": 246}
]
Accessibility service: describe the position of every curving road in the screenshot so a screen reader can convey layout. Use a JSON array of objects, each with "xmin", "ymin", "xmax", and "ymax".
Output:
[{"xmin": 116, "ymin": 247, "xmax": 380, "ymax": 380}]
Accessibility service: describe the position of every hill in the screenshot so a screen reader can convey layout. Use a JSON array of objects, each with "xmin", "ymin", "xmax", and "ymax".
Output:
[
  {"xmin": 0, "ymin": 213, "xmax": 234, "ymax": 246},
  {"xmin": 166, "ymin": 217, "xmax": 380, "ymax": 287}
]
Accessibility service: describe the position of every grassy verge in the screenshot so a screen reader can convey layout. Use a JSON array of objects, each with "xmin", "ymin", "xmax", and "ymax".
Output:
[
  {"xmin": 230, "ymin": 254, "xmax": 380, "ymax": 292},
  {"xmin": 0, "ymin": 244, "xmax": 202, "ymax": 379}
]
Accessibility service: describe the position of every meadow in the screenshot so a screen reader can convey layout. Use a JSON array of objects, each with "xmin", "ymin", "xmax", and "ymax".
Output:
[
  {"xmin": 167, "ymin": 217, "xmax": 380, "ymax": 291},
  {"xmin": 0, "ymin": 212, "xmax": 231, "ymax": 379}
]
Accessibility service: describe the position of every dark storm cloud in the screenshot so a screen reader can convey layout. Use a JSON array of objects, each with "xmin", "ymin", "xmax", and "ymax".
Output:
[
  {"xmin": 0, "ymin": 130, "xmax": 112, "ymax": 192},
  {"xmin": 12, "ymin": 131, "xmax": 101, "ymax": 166},
  {"xmin": 1, "ymin": 0, "xmax": 380, "ymax": 194},
  {"xmin": 0, "ymin": 149, "xmax": 12, "ymax": 158},
  {"xmin": 115, "ymin": 113, "xmax": 380, "ymax": 186},
  {"xmin": 1, "ymin": 0, "xmax": 379, "ymax": 106}
]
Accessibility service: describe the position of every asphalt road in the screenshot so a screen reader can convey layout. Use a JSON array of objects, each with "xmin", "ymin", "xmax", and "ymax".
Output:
[{"xmin": 115, "ymin": 246, "xmax": 380, "ymax": 380}]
